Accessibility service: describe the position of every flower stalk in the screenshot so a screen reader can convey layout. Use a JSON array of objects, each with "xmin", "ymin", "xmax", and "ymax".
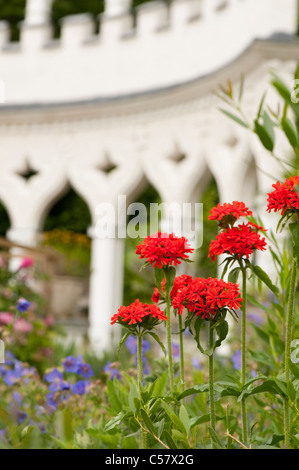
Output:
[
  {"xmin": 178, "ymin": 314, "xmax": 185, "ymax": 393},
  {"xmin": 208, "ymin": 322, "xmax": 216, "ymax": 448},
  {"xmin": 284, "ymin": 257, "xmax": 297, "ymax": 448},
  {"xmin": 166, "ymin": 292, "xmax": 175, "ymax": 393},
  {"xmin": 240, "ymin": 263, "xmax": 248, "ymax": 444}
]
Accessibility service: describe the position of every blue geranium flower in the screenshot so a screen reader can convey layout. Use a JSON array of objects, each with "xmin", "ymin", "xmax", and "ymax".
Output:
[
  {"xmin": 4, "ymin": 369, "xmax": 22, "ymax": 386},
  {"xmin": 16, "ymin": 298, "xmax": 31, "ymax": 313},
  {"xmin": 77, "ymin": 363, "xmax": 94, "ymax": 379},
  {"xmin": 44, "ymin": 368, "xmax": 71, "ymax": 393},
  {"xmin": 103, "ymin": 362, "xmax": 122, "ymax": 380},
  {"xmin": 12, "ymin": 391, "xmax": 23, "ymax": 406},
  {"xmin": 71, "ymin": 380, "xmax": 89, "ymax": 395},
  {"xmin": 44, "ymin": 368, "xmax": 63, "ymax": 383},
  {"xmin": 62, "ymin": 356, "xmax": 80, "ymax": 373}
]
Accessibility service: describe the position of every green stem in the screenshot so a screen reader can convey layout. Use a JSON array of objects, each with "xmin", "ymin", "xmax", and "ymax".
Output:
[
  {"xmin": 137, "ymin": 333, "xmax": 147, "ymax": 449},
  {"xmin": 284, "ymin": 257, "xmax": 297, "ymax": 448},
  {"xmin": 208, "ymin": 321, "xmax": 216, "ymax": 449},
  {"xmin": 178, "ymin": 314, "xmax": 185, "ymax": 394},
  {"xmin": 241, "ymin": 265, "xmax": 248, "ymax": 444},
  {"xmin": 166, "ymin": 294, "xmax": 175, "ymax": 392},
  {"xmin": 137, "ymin": 333, "xmax": 143, "ymax": 397}
]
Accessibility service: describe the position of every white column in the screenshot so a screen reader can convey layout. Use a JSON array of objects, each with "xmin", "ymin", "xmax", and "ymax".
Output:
[
  {"xmin": 87, "ymin": 225, "xmax": 125, "ymax": 356},
  {"xmin": 25, "ymin": 0, "xmax": 53, "ymax": 25},
  {"xmin": 6, "ymin": 227, "xmax": 39, "ymax": 271},
  {"xmin": 104, "ymin": 0, "xmax": 132, "ymax": 17}
]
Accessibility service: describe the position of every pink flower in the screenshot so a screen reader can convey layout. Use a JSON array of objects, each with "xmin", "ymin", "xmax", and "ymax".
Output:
[
  {"xmin": 19, "ymin": 257, "xmax": 34, "ymax": 270},
  {"xmin": 44, "ymin": 316, "xmax": 54, "ymax": 327},
  {"xmin": 0, "ymin": 312, "xmax": 14, "ymax": 325},
  {"xmin": 13, "ymin": 318, "xmax": 33, "ymax": 333}
]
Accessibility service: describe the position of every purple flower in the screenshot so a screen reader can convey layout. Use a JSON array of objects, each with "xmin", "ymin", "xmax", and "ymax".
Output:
[
  {"xmin": 62, "ymin": 356, "xmax": 80, "ymax": 373},
  {"xmin": 16, "ymin": 298, "xmax": 31, "ymax": 313},
  {"xmin": 44, "ymin": 368, "xmax": 63, "ymax": 383},
  {"xmin": 247, "ymin": 312, "xmax": 263, "ymax": 325},
  {"xmin": 232, "ymin": 350, "xmax": 242, "ymax": 370},
  {"xmin": 103, "ymin": 362, "xmax": 121, "ymax": 381},
  {"xmin": 17, "ymin": 410, "xmax": 27, "ymax": 424},
  {"xmin": 71, "ymin": 380, "xmax": 88, "ymax": 395},
  {"xmin": 12, "ymin": 391, "xmax": 23, "ymax": 406},
  {"xmin": 77, "ymin": 363, "xmax": 94, "ymax": 379},
  {"xmin": 46, "ymin": 392, "xmax": 60, "ymax": 410},
  {"xmin": 192, "ymin": 356, "xmax": 203, "ymax": 370},
  {"xmin": 0, "ymin": 430, "xmax": 5, "ymax": 440},
  {"xmin": 4, "ymin": 369, "xmax": 21, "ymax": 386},
  {"xmin": 172, "ymin": 344, "xmax": 180, "ymax": 360}
]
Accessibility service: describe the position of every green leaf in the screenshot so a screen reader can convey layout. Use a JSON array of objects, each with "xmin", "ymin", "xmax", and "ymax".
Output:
[
  {"xmin": 238, "ymin": 378, "xmax": 287, "ymax": 401},
  {"xmin": 163, "ymin": 266, "xmax": 176, "ymax": 297},
  {"xmin": 289, "ymin": 359, "xmax": 299, "ymax": 380},
  {"xmin": 154, "ymin": 267, "xmax": 165, "ymax": 296},
  {"xmin": 179, "ymin": 405, "xmax": 190, "ymax": 435},
  {"xmin": 147, "ymin": 331, "xmax": 167, "ymax": 357},
  {"xmin": 164, "ymin": 430, "xmax": 177, "ymax": 449},
  {"xmin": 63, "ymin": 408, "xmax": 74, "ymax": 443},
  {"xmin": 228, "ymin": 267, "xmax": 240, "ymax": 283},
  {"xmin": 251, "ymin": 265, "xmax": 279, "ymax": 296},
  {"xmin": 169, "ymin": 413, "xmax": 187, "ymax": 436},
  {"xmin": 219, "ymin": 108, "xmax": 249, "ymax": 128},
  {"xmin": 214, "ymin": 320, "xmax": 229, "ymax": 350},
  {"xmin": 193, "ymin": 316, "xmax": 206, "ymax": 355},
  {"xmin": 117, "ymin": 331, "xmax": 131, "ymax": 359},
  {"xmin": 287, "ymin": 380, "xmax": 296, "ymax": 402},
  {"xmin": 281, "ymin": 117, "xmax": 299, "ymax": 148},
  {"xmin": 178, "ymin": 383, "xmax": 209, "ymax": 400},
  {"xmin": 172, "ymin": 429, "xmax": 189, "ymax": 447},
  {"xmin": 289, "ymin": 222, "xmax": 299, "ymax": 264},
  {"xmin": 190, "ymin": 413, "xmax": 211, "ymax": 429},
  {"xmin": 107, "ymin": 379, "xmax": 122, "ymax": 412},
  {"xmin": 128, "ymin": 384, "xmax": 139, "ymax": 413},
  {"xmin": 140, "ymin": 409, "xmax": 155, "ymax": 435},
  {"xmin": 254, "ymin": 120, "xmax": 274, "ymax": 151},
  {"xmin": 209, "ymin": 426, "xmax": 223, "ymax": 449}
]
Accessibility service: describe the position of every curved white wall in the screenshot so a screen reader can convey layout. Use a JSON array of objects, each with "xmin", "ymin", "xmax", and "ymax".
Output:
[{"xmin": 0, "ymin": 0, "xmax": 296, "ymax": 105}]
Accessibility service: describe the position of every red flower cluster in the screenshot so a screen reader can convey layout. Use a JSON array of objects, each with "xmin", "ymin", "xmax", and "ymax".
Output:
[
  {"xmin": 136, "ymin": 232, "xmax": 194, "ymax": 269},
  {"xmin": 152, "ymin": 274, "xmax": 193, "ymax": 306},
  {"xmin": 172, "ymin": 277, "xmax": 243, "ymax": 320},
  {"xmin": 111, "ymin": 299, "xmax": 167, "ymax": 326},
  {"xmin": 208, "ymin": 222, "xmax": 267, "ymax": 262},
  {"xmin": 267, "ymin": 175, "xmax": 299, "ymax": 215},
  {"xmin": 209, "ymin": 201, "xmax": 252, "ymax": 229}
]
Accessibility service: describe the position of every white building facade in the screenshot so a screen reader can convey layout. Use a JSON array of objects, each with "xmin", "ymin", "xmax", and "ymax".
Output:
[{"xmin": 0, "ymin": 0, "xmax": 298, "ymax": 352}]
